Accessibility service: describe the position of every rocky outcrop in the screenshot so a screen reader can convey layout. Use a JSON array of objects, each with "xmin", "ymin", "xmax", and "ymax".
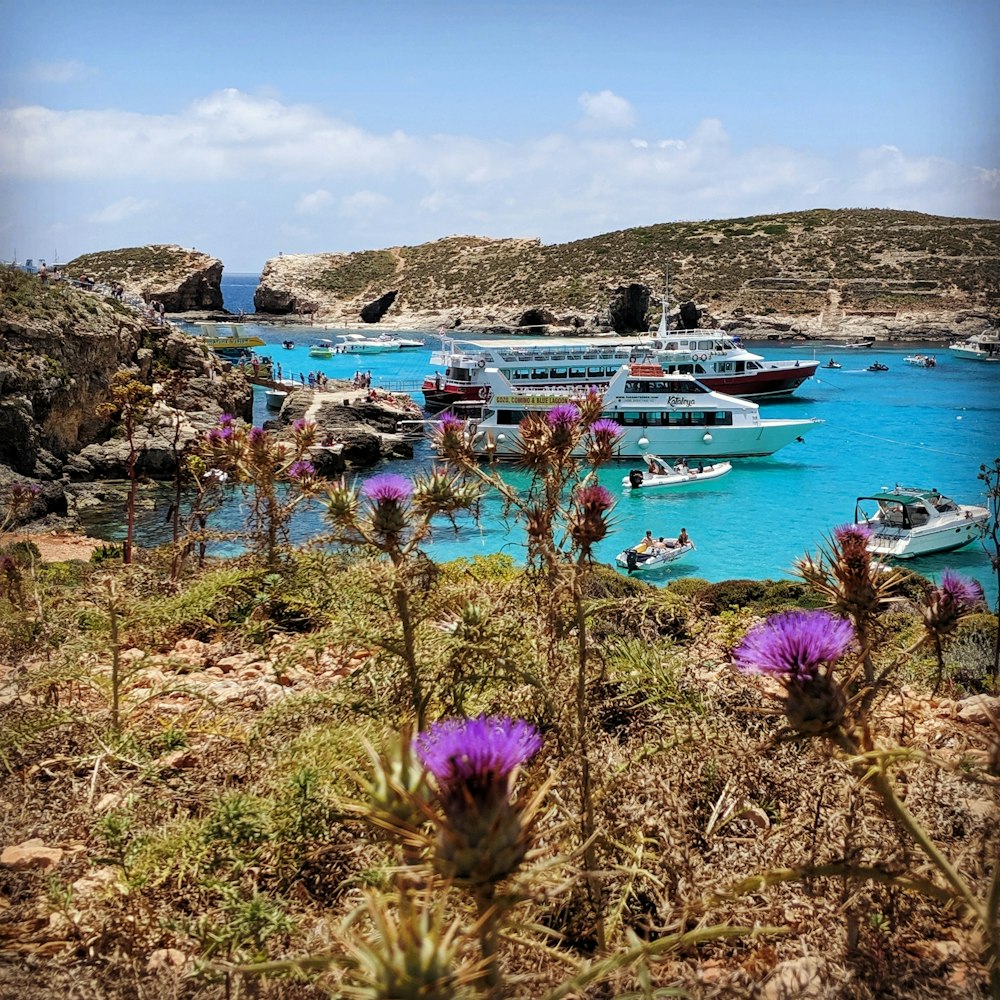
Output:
[
  {"xmin": 64, "ymin": 245, "xmax": 224, "ymax": 311},
  {"xmin": 0, "ymin": 267, "xmax": 252, "ymax": 520}
]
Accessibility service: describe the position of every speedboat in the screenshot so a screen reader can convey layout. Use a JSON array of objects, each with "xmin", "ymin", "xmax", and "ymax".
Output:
[
  {"xmin": 281, "ymin": 340, "xmax": 295, "ymax": 350},
  {"xmin": 309, "ymin": 339, "xmax": 336, "ymax": 358},
  {"xmin": 623, "ymin": 457, "xmax": 732, "ymax": 490},
  {"xmin": 867, "ymin": 362, "xmax": 889, "ymax": 372},
  {"xmin": 337, "ymin": 333, "xmax": 402, "ymax": 354},
  {"xmin": 456, "ymin": 362, "xmax": 821, "ymax": 460},
  {"xmin": 843, "ymin": 337, "xmax": 876, "ymax": 349},
  {"xmin": 904, "ymin": 354, "xmax": 936, "ymax": 367},
  {"xmin": 854, "ymin": 486, "xmax": 990, "ymax": 559},
  {"xmin": 948, "ymin": 330, "xmax": 1000, "ymax": 362},
  {"xmin": 615, "ymin": 535, "xmax": 695, "ymax": 574}
]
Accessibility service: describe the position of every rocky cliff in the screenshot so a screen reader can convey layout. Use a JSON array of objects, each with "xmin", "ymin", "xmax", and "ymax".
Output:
[
  {"xmin": 251, "ymin": 210, "xmax": 999, "ymax": 340},
  {"xmin": 64, "ymin": 244, "xmax": 224, "ymax": 312},
  {"xmin": 0, "ymin": 266, "xmax": 252, "ymax": 523}
]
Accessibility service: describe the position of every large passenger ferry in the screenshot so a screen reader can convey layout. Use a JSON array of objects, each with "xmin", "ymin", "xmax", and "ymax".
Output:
[
  {"xmin": 454, "ymin": 362, "xmax": 821, "ymax": 460},
  {"xmin": 421, "ymin": 328, "xmax": 818, "ymax": 412}
]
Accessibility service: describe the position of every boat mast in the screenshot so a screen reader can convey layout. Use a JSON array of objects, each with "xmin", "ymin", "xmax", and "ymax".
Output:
[{"xmin": 659, "ymin": 262, "xmax": 670, "ymax": 335}]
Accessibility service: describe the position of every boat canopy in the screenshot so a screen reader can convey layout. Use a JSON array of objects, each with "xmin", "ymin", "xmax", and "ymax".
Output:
[{"xmin": 860, "ymin": 490, "xmax": 937, "ymax": 505}]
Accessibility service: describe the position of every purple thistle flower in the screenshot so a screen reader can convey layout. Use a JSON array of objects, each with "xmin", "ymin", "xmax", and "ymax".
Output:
[
  {"xmin": 547, "ymin": 403, "xmax": 580, "ymax": 428},
  {"xmin": 292, "ymin": 418, "xmax": 308, "ymax": 432},
  {"xmin": 575, "ymin": 483, "xmax": 613, "ymax": 512},
  {"xmin": 248, "ymin": 426, "xmax": 267, "ymax": 444},
  {"xmin": 590, "ymin": 418, "xmax": 620, "ymax": 438},
  {"xmin": 362, "ymin": 472, "xmax": 413, "ymax": 505},
  {"xmin": 834, "ymin": 522, "xmax": 871, "ymax": 545},
  {"xmin": 438, "ymin": 412, "xmax": 464, "ymax": 433},
  {"xmin": 218, "ymin": 413, "xmax": 235, "ymax": 427},
  {"xmin": 937, "ymin": 569, "xmax": 983, "ymax": 612},
  {"xmin": 733, "ymin": 610, "xmax": 854, "ymax": 681},
  {"xmin": 286, "ymin": 460, "xmax": 315, "ymax": 480},
  {"xmin": 414, "ymin": 716, "xmax": 541, "ymax": 790}
]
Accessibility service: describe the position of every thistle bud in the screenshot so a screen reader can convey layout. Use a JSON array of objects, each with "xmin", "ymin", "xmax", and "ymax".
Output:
[
  {"xmin": 414, "ymin": 716, "xmax": 542, "ymax": 888},
  {"xmin": 568, "ymin": 483, "xmax": 614, "ymax": 554},
  {"xmin": 919, "ymin": 569, "xmax": 984, "ymax": 641},
  {"xmin": 585, "ymin": 418, "xmax": 621, "ymax": 465}
]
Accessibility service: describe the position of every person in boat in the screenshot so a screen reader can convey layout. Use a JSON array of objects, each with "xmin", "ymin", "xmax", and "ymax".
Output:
[
  {"xmin": 646, "ymin": 456, "xmax": 668, "ymax": 476},
  {"xmin": 696, "ymin": 460, "xmax": 704, "ymax": 473},
  {"xmin": 675, "ymin": 458, "xmax": 688, "ymax": 474},
  {"xmin": 641, "ymin": 530, "xmax": 654, "ymax": 549},
  {"xmin": 677, "ymin": 528, "xmax": 690, "ymax": 546}
]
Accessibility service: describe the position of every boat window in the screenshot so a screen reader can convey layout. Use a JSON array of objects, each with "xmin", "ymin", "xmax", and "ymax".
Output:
[
  {"xmin": 706, "ymin": 412, "xmax": 733, "ymax": 426},
  {"xmin": 667, "ymin": 412, "xmax": 687, "ymax": 426},
  {"xmin": 698, "ymin": 340, "xmax": 714, "ymax": 351},
  {"xmin": 620, "ymin": 411, "xmax": 645, "ymax": 426},
  {"xmin": 447, "ymin": 367, "xmax": 471, "ymax": 383},
  {"xmin": 510, "ymin": 369, "xmax": 532, "ymax": 381},
  {"xmin": 587, "ymin": 366, "xmax": 606, "ymax": 378},
  {"xmin": 552, "ymin": 368, "xmax": 568, "ymax": 379},
  {"xmin": 694, "ymin": 365, "xmax": 706, "ymax": 374},
  {"xmin": 677, "ymin": 364, "xmax": 694, "ymax": 375},
  {"xmin": 498, "ymin": 411, "xmax": 522, "ymax": 425},
  {"xmin": 644, "ymin": 412, "xmax": 663, "ymax": 425},
  {"xmin": 532, "ymin": 369, "xmax": 549, "ymax": 379},
  {"xmin": 569, "ymin": 367, "xmax": 586, "ymax": 379},
  {"xmin": 717, "ymin": 362, "xmax": 734, "ymax": 373},
  {"xmin": 687, "ymin": 411, "xmax": 706, "ymax": 426}
]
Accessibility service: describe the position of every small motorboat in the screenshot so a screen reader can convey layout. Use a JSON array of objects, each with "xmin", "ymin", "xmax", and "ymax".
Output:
[
  {"xmin": 615, "ymin": 534, "xmax": 696, "ymax": 574},
  {"xmin": 823, "ymin": 359, "xmax": 842, "ymax": 369},
  {"xmin": 855, "ymin": 486, "xmax": 990, "ymax": 559},
  {"xmin": 281, "ymin": 340, "xmax": 295, "ymax": 350},
  {"xmin": 844, "ymin": 337, "xmax": 876, "ymax": 349},
  {"xmin": 904, "ymin": 353, "xmax": 937, "ymax": 368},
  {"xmin": 309, "ymin": 339, "xmax": 336, "ymax": 358},
  {"xmin": 623, "ymin": 457, "xmax": 732, "ymax": 490},
  {"xmin": 265, "ymin": 388, "xmax": 288, "ymax": 410},
  {"xmin": 867, "ymin": 362, "xmax": 889, "ymax": 372}
]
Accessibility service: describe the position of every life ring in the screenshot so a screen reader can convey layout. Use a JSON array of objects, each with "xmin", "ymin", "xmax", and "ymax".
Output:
[
  {"xmin": 477, "ymin": 358, "xmax": 487, "ymax": 369},
  {"xmin": 478, "ymin": 386, "xmax": 489, "ymax": 400}
]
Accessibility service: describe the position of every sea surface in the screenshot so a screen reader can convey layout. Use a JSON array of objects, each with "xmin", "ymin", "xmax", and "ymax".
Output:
[
  {"xmin": 221, "ymin": 272, "xmax": 260, "ymax": 314},
  {"xmin": 88, "ymin": 315, "xmax": 1000, "ymax": 607}
]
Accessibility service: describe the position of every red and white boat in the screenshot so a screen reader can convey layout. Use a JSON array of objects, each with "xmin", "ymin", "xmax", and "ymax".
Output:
[{"xmin": 421, "ymin": 325, "xmax": 817, "ymax": 412}]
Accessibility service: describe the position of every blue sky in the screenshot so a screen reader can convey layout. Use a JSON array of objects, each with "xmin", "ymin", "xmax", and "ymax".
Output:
[{"xmin": 2, "ymin": 0, "xmax": 997, "ymax": 273}]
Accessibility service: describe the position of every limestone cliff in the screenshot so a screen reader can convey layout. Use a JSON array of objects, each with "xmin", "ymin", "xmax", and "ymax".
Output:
[
  {"xmin": 252, "ymin": 211, "xmax": 999, "ymax": 339},
  {"xmin": 64, "ymin": 244, "xmax": 224, "ymax": 311},
  {"xmin": 0, "ymin": 267, "xmax": 252, "ymax": 513}
]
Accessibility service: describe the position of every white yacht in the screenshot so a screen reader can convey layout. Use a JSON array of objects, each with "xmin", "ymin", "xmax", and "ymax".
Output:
[
  {"xmin": 454, "ymin": 362, "xmax": 821, "ymax": 460},
  {"xmin": 854, "ymin": 486, "xmax": 990, "ymax": 558},
  {"xmin": 948, "ymin": 330, "xmax": 1000, "ymax": 362}
]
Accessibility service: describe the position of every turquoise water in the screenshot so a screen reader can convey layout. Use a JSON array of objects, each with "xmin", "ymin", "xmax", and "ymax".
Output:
[{"xmin": 134, "ymin": 322, "xmax": 1000, "ymax": 605}]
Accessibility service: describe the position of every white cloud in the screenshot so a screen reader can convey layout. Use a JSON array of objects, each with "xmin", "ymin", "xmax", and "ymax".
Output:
[
  {"xmin": 28, "ymin": 59, "xmax": 98, "ymax": 84},
  {"xmin": 578, "ymin": 90, "xmax": 637, "ymax": 130},
  {"xmin": 1, "ymin": 88, "xmax": 995, "ymax": 267},
  {"xmin": 85, "ymin": 196, "xmax": 154, "ymax": 224},
  {"xmin": 295, "ymin": 189, "xmax": 333, "ymax": 215}
]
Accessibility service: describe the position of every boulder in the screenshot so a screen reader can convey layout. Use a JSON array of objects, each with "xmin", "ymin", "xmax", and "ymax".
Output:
[{"xmin": 1, "ymin": 838, "xmax": 63, "ymax": 872}]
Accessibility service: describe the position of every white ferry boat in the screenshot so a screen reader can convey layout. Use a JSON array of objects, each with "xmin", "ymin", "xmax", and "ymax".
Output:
[
  {"xmin": 458, "ymin": 362, "xmax": 821, "ymax": 459},
  {"xmin": 421, "ymin": 330, "xmax": 817, "ymax": 411},
  {"xmin": 948, "ymin": 330, "xmax": 1000, "ymax": 362},
  {"xmin": 855, "ymin": 486, "xmax": 990, "ymax": 558}
]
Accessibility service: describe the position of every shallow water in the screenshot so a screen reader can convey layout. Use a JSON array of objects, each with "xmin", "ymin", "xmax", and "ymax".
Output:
[{"xmin": 96, "ymin": 323, "xmax": 1000, "ymax": 606}]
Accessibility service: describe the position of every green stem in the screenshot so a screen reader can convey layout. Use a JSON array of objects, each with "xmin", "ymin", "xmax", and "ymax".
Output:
[
  {"xmin": 835, "ymin": 731, "xmax": 986, "ymax": 926},
  {"xmin": 475, "ymin": 889, "xmax": 501, "ymax": 999}
]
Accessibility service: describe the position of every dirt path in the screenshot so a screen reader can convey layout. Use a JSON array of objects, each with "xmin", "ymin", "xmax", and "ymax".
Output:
[{"xmin": 0, "ymin": 531, "xmax": 102, "ymax": 562}]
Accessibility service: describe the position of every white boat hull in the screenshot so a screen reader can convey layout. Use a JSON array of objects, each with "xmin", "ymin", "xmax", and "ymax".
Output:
[
  {"xmin": 479, "ymin": 421, "xmax": 817, "ymax": 460},
  {"xmin": 622, "ymin": 462, "xmax": 732, "ymax": 490},
  {"xmin": 615, "ymin": 540, "xmax": 695, "ymax": 573},
  {"xmin": 866, "ymin": 514, "xmax": 988, "ymax": 558},
  {"xmin": 265, "ymin": 390, "xmax": 287, "ymax": 411}
]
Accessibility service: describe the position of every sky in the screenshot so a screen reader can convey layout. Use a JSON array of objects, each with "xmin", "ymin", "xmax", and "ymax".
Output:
[{"xmin": 1, "ymin": 0, "xmax": 998, "ymax": 274}]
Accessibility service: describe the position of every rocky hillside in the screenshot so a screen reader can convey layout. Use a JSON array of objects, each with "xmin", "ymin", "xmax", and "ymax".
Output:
[
  {"xmin": 254, "ymin": 210, "xmax": 1000, "ymax": 339},
  {"xmin": 0, "ymin": 267, "xmax": 252, "ymax": 522},
  {"xmin": 64, "ymin": 244, "xmax": 224, "ymax": 312}
]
